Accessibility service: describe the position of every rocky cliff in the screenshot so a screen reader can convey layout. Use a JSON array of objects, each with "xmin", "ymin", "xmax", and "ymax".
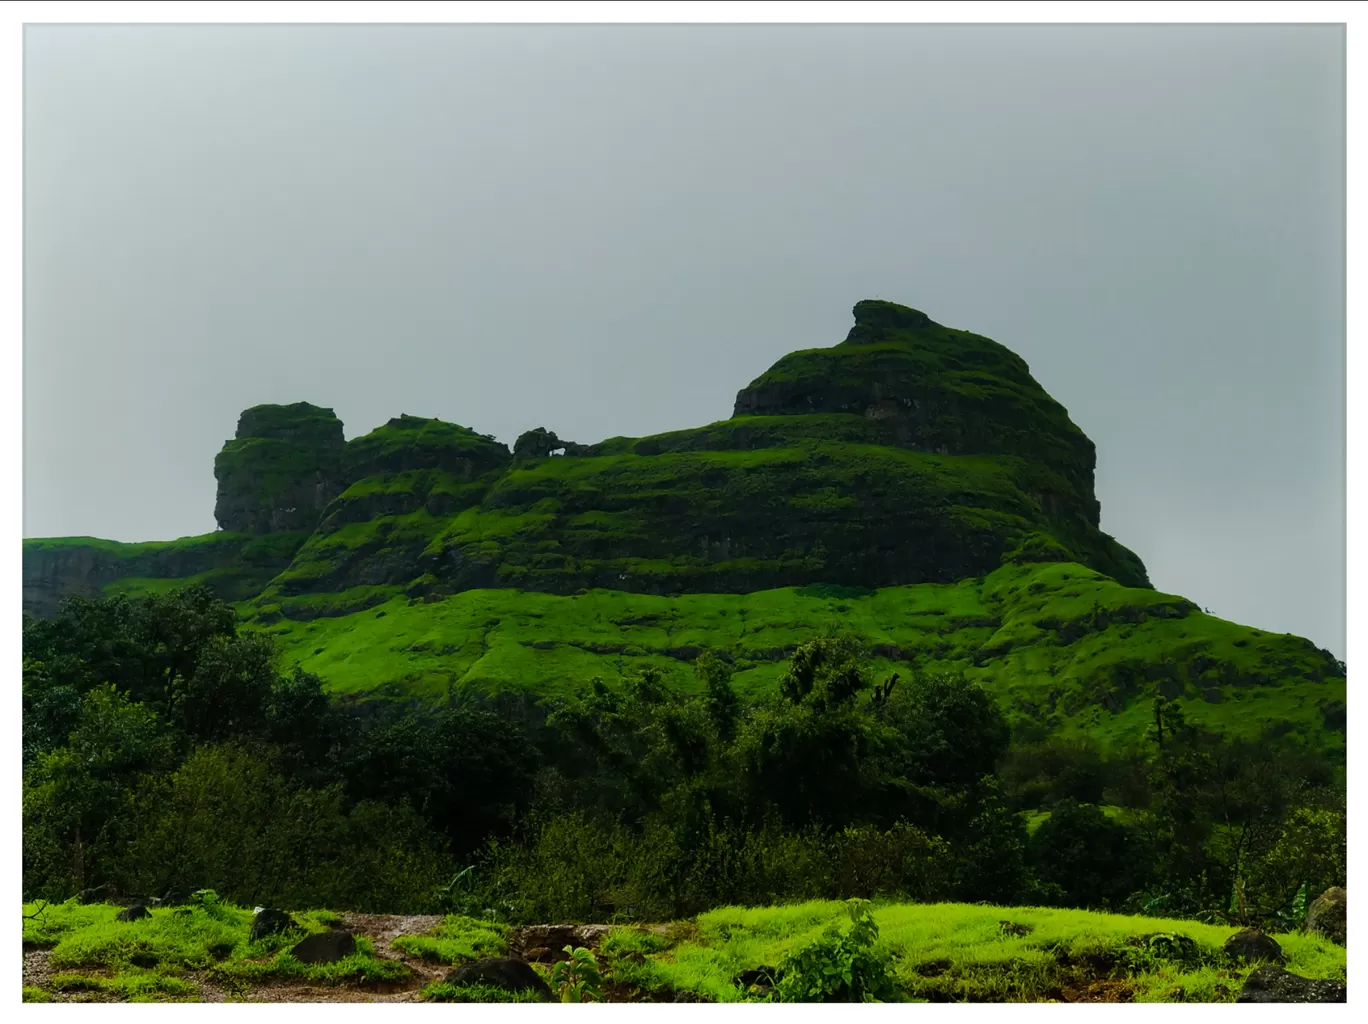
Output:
[{"xmin": 27, "ymin": 300, "xmax": 1145, "ymax": 616}]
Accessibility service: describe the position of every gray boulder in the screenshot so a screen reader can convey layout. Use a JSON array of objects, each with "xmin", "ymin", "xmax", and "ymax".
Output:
[
  {"xmin": 1306, "ymin": 887, "xmax": 1346, "ymax": 945},
  {"xmin": 115, "ymin": 904, "xmax": 151, "ymax": 922},
  {"xmin": 1236, "ymin": 965, "xmax": 1345, "ymax": 1003}
]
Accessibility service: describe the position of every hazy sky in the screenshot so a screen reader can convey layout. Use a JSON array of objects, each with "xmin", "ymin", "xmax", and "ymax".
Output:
[{"xmin": 23, "ymin": 23, "xmax": 1345, "ymax": 657}]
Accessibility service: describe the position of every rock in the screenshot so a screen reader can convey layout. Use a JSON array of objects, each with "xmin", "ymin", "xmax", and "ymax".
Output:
[
  {"xmin": 444, "ymin": 958, "xmax": 552, "ymax": 1000},
  {"xmin": 78, "ymin": 883, "xmax": 119, "ymax": 905},
  {"xmin": 290, "ymin": 929, "xmax": 357, "ymax": 964},
  {"xmin": 513, "ymin": 427, "xmax": 586, "ymax": 459},
  {"xmin": 1223, "ymin": 928, "xmax": 1284, "ymax": 964},
  {"xmin": 214, "ymin": 403, "xmax": 347, "ymax": 535},
  {"xmin": 115, "ymin": 904, "xmax": 151, "ymax": 922},
  {"xmin": 1236, "ymin": 965, "xmax": 1346, "ymax": 1003},
  {"xmin": 1306, "ymin": 887, "xmax": 1346, "ymax": 945},
  {"xmin": 511, "ymin": 923, "xmax": 612, "ymax": 957},
  {"xmin": 250, "ymin": 909, "xmax": 299, "ymax": 943},
  {"xmin": 154, "ymin": 884, "xmax": 198, "ymax": 907}
]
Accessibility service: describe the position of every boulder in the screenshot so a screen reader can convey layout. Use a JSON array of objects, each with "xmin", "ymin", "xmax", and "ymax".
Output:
[
  {"xmin": 78, "ymin": 883, "xmax": 119, "ymax": 905},
  {"xmin": 115, "ymin": 904, "xmax": 151, "ymax": 922},
  {"xmin": 444, "ymin": 958, "xmax": 552, "ymax": 1000},
  {"xmin": 511, "ymin": 923, "xmax": 611, "ymax": 957},
  {"xmin": 154, "ymin": 884, "xmax": 199, "ymax": 907},
  {"xmin": 250, "ymin": 908, "xmax": 299, "ymax": 943},
  {"xmin": 1236, "ymin": 965, "xmax": 1346, "ymax": 1003},
  {"xmin": 1223, "ymin": 928, "xmax": 1283, "ymax": 963},
  {"xmin": 290, "ymin": 929, "xmax": 357, "ymax": 964},
  {"xmin": 1306, "ymin": 887, "xmax": 1346, "ymax": 945}
]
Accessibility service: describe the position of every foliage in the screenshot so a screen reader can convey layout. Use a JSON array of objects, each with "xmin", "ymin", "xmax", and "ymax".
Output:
[
  {"xmin": 773, "ymin": 899, "xmax": 897, "ymax": 1003},
  {"xmin": 549, "ymin": 945, "xmax": 605, "ymax": 1003},
  {"xmin": 390, "ymin": 915, "xmax": 509, "ymax": 964}
]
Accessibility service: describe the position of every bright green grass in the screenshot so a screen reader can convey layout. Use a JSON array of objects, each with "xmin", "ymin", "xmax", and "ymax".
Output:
[
  {"xmin": 615, "ymin": 900, "xmax": 1347, "ymax": 1003},
  {"xmin": 48, "ymin": 969, "xmax": 197, "ymax": 1002},
  {"xmin": 389, "ymin": 915, "xmax": 510, "ymax": 964},
  {"xmin": 419, "ymin": 981, "xmax": 546, "ymax": 1003},
  {"xmin": 256, "ymin": 560, "xmax": 1344, "ymax": 752},
  {"xmin": 22, "ymin": 901, "xmax": 404, "ymax": 1002}
]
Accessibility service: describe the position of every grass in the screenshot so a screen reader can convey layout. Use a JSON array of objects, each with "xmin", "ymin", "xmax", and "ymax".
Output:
[
  {"xmin": 22, "ymin": 900, "xmax": 407, "ymax": 1002},
  {"xmin": 254, "ymin": 560, "xmax": 1344, "ymax": 754},
  {"xmin": 606, "ymin": 900, "xmax": 1348, "ymax": 1003},
  {"xmin": 419, "ymin": 981, "xmax": 546, "ymax": 1002},
  {"xmin": 389, "ymin": 915, "xmax": 510, "ymax": 963}
]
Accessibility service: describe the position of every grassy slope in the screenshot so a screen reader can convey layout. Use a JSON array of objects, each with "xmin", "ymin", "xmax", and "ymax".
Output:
[
  {"xmin": 258, "ymin": 559, "xmax": 1344, "ymax": 752},
  {"xmin": 607, "ymin": 900, "xmax": 1346, "ymax": 1003}
]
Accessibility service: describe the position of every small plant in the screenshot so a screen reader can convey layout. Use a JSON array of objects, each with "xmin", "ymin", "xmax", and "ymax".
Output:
[
  {"xmin": 1273, "ymin": 881, "xmax": 1310, "ymax": 932},
  {"xmin": 549, "ymin": 945, "xmax": 604, "ymax": 1003},
  {"xmin": 773, "ymin": 899, "xmax": 897, "ymax": 1003},
  {"xmin": 435, "ymin": 866, "xmax": 478, "ymax": 915}
]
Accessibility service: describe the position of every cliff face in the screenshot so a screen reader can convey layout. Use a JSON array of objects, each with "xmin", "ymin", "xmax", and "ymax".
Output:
[
  {"xmin": 25, "ymin": 300, "xmax": 1148, "ymax": 618},
  {"xmin": 733, "ymin": 300, "xmax": 1102, "ymax": 527},
  {"xmin": 213, "ymin": 403, "xmax": 347, "ymax": 535}
]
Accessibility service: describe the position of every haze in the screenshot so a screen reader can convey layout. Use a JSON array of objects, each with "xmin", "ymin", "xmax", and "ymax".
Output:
[{"xmin": 22, "ymin": 23, "xmax": 1345, "ymax": 657}]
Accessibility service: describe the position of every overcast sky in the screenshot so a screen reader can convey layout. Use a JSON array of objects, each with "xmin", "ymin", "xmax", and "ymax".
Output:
[{"xmin": 23, "ymin": 23, "xmax": 1344, "ymax": 657}]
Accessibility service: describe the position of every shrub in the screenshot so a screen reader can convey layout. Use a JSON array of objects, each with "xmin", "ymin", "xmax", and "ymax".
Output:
[{"xmin": 773, "ymin": 899, "xmax": 897, "ymax": 1003}]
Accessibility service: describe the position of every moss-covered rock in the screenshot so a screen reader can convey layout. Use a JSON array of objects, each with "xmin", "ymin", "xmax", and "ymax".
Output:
[{"xmin": 213, "ymin": 403, "xmax": 346, "ymax": 535}]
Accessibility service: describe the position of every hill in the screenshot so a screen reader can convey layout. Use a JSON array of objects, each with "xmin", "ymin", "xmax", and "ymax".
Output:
[{"xmin": 21, "ymin": 300, "xmax": 1345, "ymax": 750}]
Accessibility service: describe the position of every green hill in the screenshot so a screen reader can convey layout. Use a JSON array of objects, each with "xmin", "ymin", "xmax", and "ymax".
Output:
[{"xmin": 21, "ymin": 299, "xmax": 1344, "ymax": 751}]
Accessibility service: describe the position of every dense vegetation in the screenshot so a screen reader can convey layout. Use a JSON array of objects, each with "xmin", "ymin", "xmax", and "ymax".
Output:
[{"xmin": 23, "ymin": 586, "xmax": 1345, "ymax": 930}]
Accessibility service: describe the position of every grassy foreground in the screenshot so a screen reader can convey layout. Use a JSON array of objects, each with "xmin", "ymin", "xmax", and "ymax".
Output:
[{"xmin": 22, "ymin": 898, "xmax": 1345, "ymax": 1003}]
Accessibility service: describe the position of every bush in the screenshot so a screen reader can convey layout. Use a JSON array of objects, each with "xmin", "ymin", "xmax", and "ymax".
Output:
[{"xmin": 773, "ymin": 899, "xmax": 897, "ymax": 1003}]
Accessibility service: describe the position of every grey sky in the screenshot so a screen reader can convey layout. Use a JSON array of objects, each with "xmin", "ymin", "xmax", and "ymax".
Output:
[{"xmin": 23, "ymin": 23, "xmax": 1345, "ymax": 657}]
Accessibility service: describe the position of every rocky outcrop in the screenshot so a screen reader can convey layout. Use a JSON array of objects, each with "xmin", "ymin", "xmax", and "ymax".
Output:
[
  {"xmin": 343, "ymin": 415, "xmax": 511, "ymax": 481},
  {"xmin": 514, "ymin": 427, "xmax": 588, "ymax": 459},
  {"xmin": 28, "ymin": 300, "xmax": 1154, "ymax": 612},
  {"xmin": 733, "ymin": 300, "xmax": 1104, "ymax": 528},
  {"xmin": 1306, "ymin": 887, "xmax": 1346, "ymax": 945},
  {"xmin": 214, "ymin": 403, "xmax": 347, "ymax": 534}
]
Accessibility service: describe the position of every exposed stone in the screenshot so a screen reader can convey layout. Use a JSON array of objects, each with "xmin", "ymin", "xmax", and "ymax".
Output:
[
  {"xmin": 1223, "ymin": 928, "xmax": 1284, "ymax": 964},
  {"xmin": 290, "ymin": 929, "xmax": 357, "ymax": 964},
  {"xmin": 513, "ymin": 427, "xmax": 587, "ymax": 459},
  {"xmin": 443, "ymin": 958, "xmax": 552, "ymax": 1000},
  {"xmin": 154, "ymin": 884, "xmax": 199, "ymax": 907},
  {"xmin": 1306, "ymin": 887, "xmax": 1346, "ymax": 945},
  {"xmin": 250, "ymin": 909, "xmax": 299, "ymax": 943},
  {"xmin": 115, "ymin": 904, "xmax": 151, "ymax": 922},
  {"xmin": 214, "ymin": 402, "xmax": 347, "ymax": 535},
  {"xmin": 511, "ymin": 923, "xmax": 613, "ymax": 957},
  {"xmin": 78, "ymin": 883, "xmax": 119, "ymax": 905},
  {"xmin": 1236, "ymin": 965, "xmax": 1345, "ymax": 1003}
]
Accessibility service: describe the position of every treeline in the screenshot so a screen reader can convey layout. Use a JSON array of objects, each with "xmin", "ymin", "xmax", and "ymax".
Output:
[{"xmin": 22, "ymin": 587, "xmax": 1345, "ymax": 925}]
